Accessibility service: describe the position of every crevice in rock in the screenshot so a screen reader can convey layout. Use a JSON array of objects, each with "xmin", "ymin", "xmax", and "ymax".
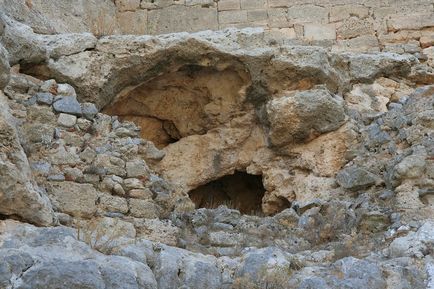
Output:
[{"xmin": 188, "ymin": 171, "xmax": 266, "ymax": 215}]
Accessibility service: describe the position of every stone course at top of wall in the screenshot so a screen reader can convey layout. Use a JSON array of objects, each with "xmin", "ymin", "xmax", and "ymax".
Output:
[{"xmin": 1, "ymin": 0, "xmax": 434, "ymax": 54}]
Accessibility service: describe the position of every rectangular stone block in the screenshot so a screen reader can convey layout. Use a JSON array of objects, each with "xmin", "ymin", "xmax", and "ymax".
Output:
[
  {"xmin": 240, "ymin": 0, "xmax": 266, "ymax": 10},
  {"xmin": 329, "ymin": 5, "xmax": 369, "ymax": 22},
  {"xmin": 332, "ymin": 35, "xmax": 380, "ymax": 53},
  {"xmin": 287, "ymin": 5, "xmax": 328, "ymax": 24},
  {"xmin": 117, "ymin": 10, "xmax": 148, "ymax": 34},
  {"xmin": 147, "ymin": 6, "xmax": 218, "ymax": 34},
  {"xmin": 186, "ymin": 0, "xmax": 215, "ymax": 6},
  {"xmin": 219, "ymin": 10, "xmax": 248, "ymax": 24},
  {"xmin": 115, "ymin": 0, "xmax": 140, "ymax": 11},
  {"xmin": 247, "ymin": 9, "xmax": 268, "ymax": 22},
  {"xmin": 141, "ymin": 0, "xmax": 185, "ymax": 9},
  {"xmin": 420, "ymin": 33, "xmax": 434, "ymax": 48},
  {"xmin": 387, "ymin": 14, "xmax": 434, "ymax": 32},
  {"xmin": 218, "ymin": 0, "xmax": 240, "ymax": 11},
  {"xmin": 268, "ymin": 8, "xmax": 290, "ymax": 28},
  {"xmin": 336, "ymin": 18, "xmax": 375, "ymax": 39},
  {"xmin": 304, "ymin": 23, "xmax": 336, "ymax": 41},
  {"xmin": 268, "ymin": 0, "xmax": 291, "ymax": 8}
]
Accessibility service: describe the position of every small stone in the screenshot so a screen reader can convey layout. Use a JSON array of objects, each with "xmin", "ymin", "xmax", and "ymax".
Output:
[
  {"xmin": 40, "ymin": 79, "xmax": 58, "ymax": 94},
  {"xmin": 76, "ymin": 118, "xmax": 93, "ymax": 131},
  {"xmin": 129, "ymin": 188, "xmax": 153, "ymax": 199},
  {"xmin": 114, "ymin": 127, "xmax": 138, "ymax": 137},
  {"xmin": 35, "ymin": 92, "xmax": 54, "ymax": 105},
  {"xmin": 57, "ymin": 83, "xmax": 76, "ymax": 97},
  {"xmin": 85, "ymin": 173, "xmax": 101, "ymax": 183},
  {"xmin": 79, "ymin": 147, "xmax": 96, "ymax": 163},
  {"xmin": 57, "ymin": 113, "xmax": 77, "ymax": 128},
  {"xmin": 129, "ymin": 199, "xmax": 160, "ymax": 218},
  {"xmin": 336, "ymin": 166, "xmax": 377, "ymax": 191},
  {"xmin": 126, "ymin": 159, "xmax": 149, "ymax": 178},
  {"xmin": 64, "ymin": 167, "xmax": 83, "ymax": 181},
  {"xmin": 124, "ymin": 178, "xmax": 145, "ymax": 190},
  {"xmin": 53, "ymin": 96, "xmax": 82, "ymax": 116},
  {"xmin": 98, "ymin": 193, "xmax": 129, "ymax": 214},
  {"xmin": 379, "ymin": 190, "xmax": 394, "ymax": 200},
  {"xmin": 81, "ymin": 102, "xmax": 98, "ymax": 120},
  {"xmin": 47, "ymin": 174, "xmax": 65, "ymax": 182},
  {"xmin": 22, "ymin": 95, "xmax": 37, "ymax": 106},
  {"xmin": 388, "ymin": 103, "xmax": 403, "ymax": 110},
  {"xmin": 113, "ymin": 183, "xmax": 126, "ymax": 196},
  {"xmin": 55, "ymin": 212, "xmax": 73, "ymax": 226}
]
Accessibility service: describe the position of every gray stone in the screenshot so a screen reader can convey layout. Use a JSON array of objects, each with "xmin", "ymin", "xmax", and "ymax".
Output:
[
  {"xmin": 0, "ymin": 92, "xmax": 55, "ymax": 226},
  {"xmin": 53, "ymin": 96, "xmax": 82, "ymax": 116},
  {"xmin": 35, "ymin": 92, "xmax": 54, "ymax": 105},
  {"xmin": 328, "ymin": 257, "xmax": 387, "ymax": 289},
  {"xmin": 47, "ymin": 174, "xmax": 65, "ymax": 182},
  {"xmin": 389, "ymin": 220, "xmax": 434, "ymax": 258},
  {"xmin": 126, "ymin": 159, "xmax": 149, "ymax": 178},
  {"xmin": 81, "ymin": 102, "xmax": 98, "ymax": 120},
  {"xmin": 336, "ymin": 166, "xmax": 377, "ymax": 191}
]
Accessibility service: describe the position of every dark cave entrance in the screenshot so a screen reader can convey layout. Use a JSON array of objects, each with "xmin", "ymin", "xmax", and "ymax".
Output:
[{"xmin": 188, "ymin": 171, "xmax": 266, "ymax": 215}]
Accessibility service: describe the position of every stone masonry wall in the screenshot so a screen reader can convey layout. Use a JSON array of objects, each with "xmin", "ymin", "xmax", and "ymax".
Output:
[
  {"xmin": 114, "ymin": 0, "xmax": 434, "ymax": 53},
  {"xmin": 2, "ymin": 0, "xmax": 434, "ymax": 53}
]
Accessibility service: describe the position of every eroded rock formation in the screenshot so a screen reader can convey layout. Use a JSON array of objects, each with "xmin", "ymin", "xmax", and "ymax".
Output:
[{"xmin": 0, "ymin": 5, "xmax": 434, "ymax": 289}]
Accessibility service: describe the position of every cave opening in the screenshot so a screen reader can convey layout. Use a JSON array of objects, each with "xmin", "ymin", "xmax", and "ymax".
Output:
[{"xmin": 188, "ymin": 171, "xmax": 266, "ymax": 215}]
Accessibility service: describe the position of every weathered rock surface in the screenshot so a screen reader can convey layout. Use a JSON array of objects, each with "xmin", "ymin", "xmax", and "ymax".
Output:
[
  {"xmin": 266, "ymin": 88, "xmax": 346, "ymax": 146},
  {"xmin": 0, "ymin": 220, "xmax": 157, "ymax": 289},
  {"xmin": 0, "ymin": 92, "xmax": 55, "ymax": 225},
  {"xmin": 0, "ymin": 12, "xmax": 433, "ymax": 289},
  {"xmin": 0, "ymin": 43, "xmax": 9, "ymax": 89}
]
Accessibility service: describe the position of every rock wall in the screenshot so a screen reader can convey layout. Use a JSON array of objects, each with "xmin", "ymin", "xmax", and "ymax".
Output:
[
  {"xmin": 1, "ymin": 2, "xmax": 434, "ymax": 289},
  {"xmin": 2, "ymin": 0, "xmax": 434, "ymax": 53}
]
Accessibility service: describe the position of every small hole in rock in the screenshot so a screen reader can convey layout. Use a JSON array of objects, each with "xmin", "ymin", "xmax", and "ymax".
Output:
[{"xmin": 188, "ymin": 171, "xmax": 265, "ymax": 215}]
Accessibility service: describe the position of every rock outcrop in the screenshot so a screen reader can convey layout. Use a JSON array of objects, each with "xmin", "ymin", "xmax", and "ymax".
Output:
[{"xmin": 0, "ymin": 5, "xmax": 433, "ymax": 289}]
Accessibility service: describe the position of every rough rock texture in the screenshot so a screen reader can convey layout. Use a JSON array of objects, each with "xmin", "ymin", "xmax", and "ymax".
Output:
[
  {"xmin": 0, "ymin": 92, "xmax": 55, "ymax": 225},
  {"xmin": 0, "ymin": 7, "xmax": 433, "ymax": 289}
]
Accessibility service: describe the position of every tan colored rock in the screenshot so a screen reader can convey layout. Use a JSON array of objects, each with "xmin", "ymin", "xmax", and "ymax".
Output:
[
  {"xmin": 117, "ymin": 10, "xmax": 148, "ymax": 35},
  {"xmin": 147, "ymin": 6, "xmax": 218, "ymax": 34},
  {"xmin": 217, "ymin": 0, "xmax": 240, "ymax": 11},
  {"xmin": 420, "ymin": 34, "xmax": 434, "ymax": 48},
  {"xmin": 266, "ymin": 89, "xmax": 346, "ymax": 147},
  {"xmin": 219, "ymin": 10, "xmax": 248, "ymax": 24},
  {"xmin": 46, "ymin": 182, "xmax": 98, "ymax": 218},
  {"xmin": 129, "ymin": 199, "xmax": 161, "ymax": 218},
  {"xmin": 287, "ymin": 5, "xmax": 328, "ymax": 24},
  {"xmin": 387, "ymin": 14, "xmax": 434, "ymax": 32},
  {"xmin": 115, "ymin": 0, "xmax": 140, "ymax": 12},
  {"xmin": 135, "ymin": 219, "xmax": 179, "ymax": 246},
  {"xmin": 304, "ymin": 24, "xmax": 336, "ymax": 41},
  {"xmin": 290, "ymin": 124, "xmax": 356, "ymax": 177},
  {"xmin": 336, "ymin": 17, "xmax": 374, "ymax": 39},
  {"xmin": 329, "ymin": 5, "xmax": 369, "ymax": 23}
]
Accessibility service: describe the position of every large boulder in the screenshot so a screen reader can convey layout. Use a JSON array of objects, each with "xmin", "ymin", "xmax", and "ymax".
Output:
[
  {"xmin": 266, "ymin": 88, "xmax": 347, "ymax": 146},
  {"xmin": 0, "ymin": 220, "xmax": 157, "ymax": 289}
]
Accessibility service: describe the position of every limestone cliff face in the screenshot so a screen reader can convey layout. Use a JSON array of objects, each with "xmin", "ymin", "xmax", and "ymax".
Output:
[{"xmin": 0, "ymin": 3, "xmax": 434, "ymax": 289}]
